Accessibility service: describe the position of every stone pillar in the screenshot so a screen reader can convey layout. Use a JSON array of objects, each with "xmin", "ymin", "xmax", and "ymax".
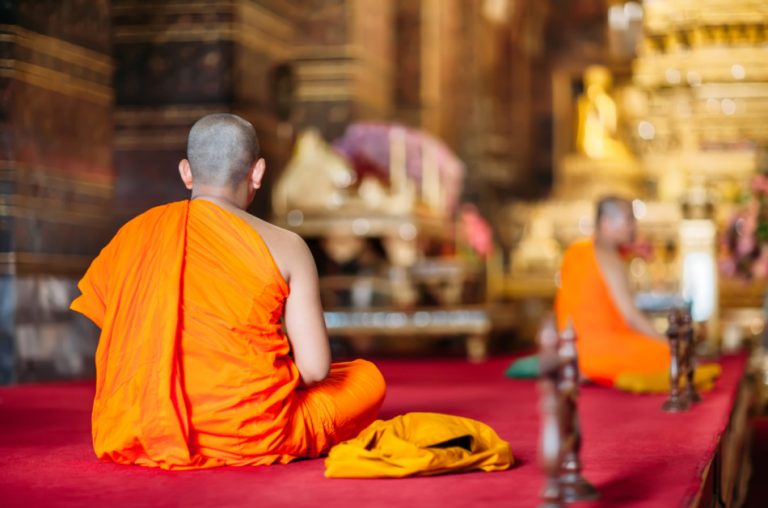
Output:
[{"xmin": 0, "ymin": 1, "xmax": 114, "ymax": 383}]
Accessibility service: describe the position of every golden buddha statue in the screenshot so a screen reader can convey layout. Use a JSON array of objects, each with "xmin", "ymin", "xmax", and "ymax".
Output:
[{"xmin": 575, "ymin": 65, "xmax": 631, "ymax": 159}]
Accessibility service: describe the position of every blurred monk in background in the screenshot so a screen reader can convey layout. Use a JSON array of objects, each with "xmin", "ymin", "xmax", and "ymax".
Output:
[
  {"xmin": 555, "ymin": 196, "xmax": 671, "ymax": 386},
  {"xmin": 71, "ymin": 113, "xmax": 385, "ymax": 469}
]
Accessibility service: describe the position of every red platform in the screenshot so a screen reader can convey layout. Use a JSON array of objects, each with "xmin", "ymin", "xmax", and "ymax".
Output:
[{"xmin": 0, "ymin": 354, "xmax": 748, "ymax": 508}]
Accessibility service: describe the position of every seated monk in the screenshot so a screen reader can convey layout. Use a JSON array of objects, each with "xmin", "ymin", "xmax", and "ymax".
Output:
[
  {"xmin": 555, "ymin": 196, "xmax": 672, "ymax": 386},
  {"xmin": 71, "ymin": 113, "xmax": 386, "ymax": 469}
]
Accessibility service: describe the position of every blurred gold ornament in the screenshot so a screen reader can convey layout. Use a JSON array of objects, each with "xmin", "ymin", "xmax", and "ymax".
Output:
[{"xmin": 575, "ymin": 66, "xmax": 631, "ymax": 159}]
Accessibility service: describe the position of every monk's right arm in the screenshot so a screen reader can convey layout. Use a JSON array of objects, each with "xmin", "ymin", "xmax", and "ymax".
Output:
[
  {"xmin": 283, "ymin": 234, "xmax": 332, "ymax": 386},
  {"xmin": 600, "ymin": 254, "xmax": 665, "ymax": 340}
]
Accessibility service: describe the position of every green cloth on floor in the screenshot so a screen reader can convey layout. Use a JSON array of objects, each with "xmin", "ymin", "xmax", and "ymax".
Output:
[{"xmin": 504, "ymin": 354, "xmax": 539, "ymax": 379}]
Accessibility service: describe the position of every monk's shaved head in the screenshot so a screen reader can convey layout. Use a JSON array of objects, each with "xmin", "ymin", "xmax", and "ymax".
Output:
[
  {"xmin": 595, "ymin": 195, "xmax": 636, "ymax": 246},
  {"xmin": 187, "ymin": 113, "xmax": 260, "ymax": 186},
  {"xmin": 596, "ymin": 195, "xmax": 632, "ymax": 224}
]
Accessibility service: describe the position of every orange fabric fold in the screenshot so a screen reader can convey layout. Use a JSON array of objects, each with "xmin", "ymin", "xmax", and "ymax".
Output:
[
  {"xmin": 71, "ymin": 200, "xmax": 385, "ymax": 469},
  {"xmin": 554, "ymin": 239, "xmax": 670, "ymax": 385}
]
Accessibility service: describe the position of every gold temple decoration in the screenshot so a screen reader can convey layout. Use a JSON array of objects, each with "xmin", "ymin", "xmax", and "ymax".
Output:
[
  {"xmin": 272, "ymin": 129, "xmax": 357, "ymax": 216},
  {"xmin": 556, "ymin": 64, "xmax": 645, "ymax": 202},
  {"xmin": 633, "ymin": 0, "xmax": 768, "ymax": 201},
  {"xmin": 505, "ymin": 0, "xmax": 768, "ymax": 345},
  {"xmin": 575, "ymin": 65, "xmax": 631, "ymax": 160}
]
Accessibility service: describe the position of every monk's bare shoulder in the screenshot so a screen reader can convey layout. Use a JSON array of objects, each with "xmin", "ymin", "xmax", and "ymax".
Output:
[
  {"xmin": 593, "ymin": 244, "xmax": 634, "ymax": 301},
  {"xmin": 238, "ymin": 213, "xmax": 311, "ymax": 282},
  {"xmin": 594, "ymin": 245, "xmax": 625, "ymax": 277}
]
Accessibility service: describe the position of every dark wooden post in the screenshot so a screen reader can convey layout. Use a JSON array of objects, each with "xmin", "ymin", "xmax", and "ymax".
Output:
[
  {"xmin": 559, "ymin": 321, "xmax": 600, "ymax": 502},
  {"xmin": 682, "ymin": 311, "xmax": 702, "ymax": 403},
  {"xmin": 538, "ymin": 319, "xmax": 564, "ymax": 508},
  {"xmin": 538, "ymin": 318, "xmax": 599, "ymax": 507},
  {"xmin": 677, "ymin": 311, "xmax": 692, "ymax": 405},
  {"xmin": 662, "ymin": 310, "xmax": 690, "ymax": 412}
]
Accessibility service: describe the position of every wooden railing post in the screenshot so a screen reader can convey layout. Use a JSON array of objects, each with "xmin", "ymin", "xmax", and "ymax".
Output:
[
  {"xmin": 682, "ymin": 311, "xmax": 702, "ymax": 404},
  {"xmin": 538, "ymin": 318, "xmax": 599, "ymax": 507},
  {"xmin": 538, "ymin": 319, "xmax": 564, "ymax": 508},
  {"xmin": 662, "ymin": 310, "xmax": 690, "ymax": 412},
  {"xmin": 559, "ymin": 321, "xmax": 600, "ymax": 502}
]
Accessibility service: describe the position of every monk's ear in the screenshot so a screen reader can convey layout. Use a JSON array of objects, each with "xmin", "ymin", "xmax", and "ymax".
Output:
[
  {"xmin": 178, "ymin": 159, "xmax": 194, "ymax": 190},
  {"xmin": 250, "ymin": 158, "xmax": 266, "ymax": 190}
]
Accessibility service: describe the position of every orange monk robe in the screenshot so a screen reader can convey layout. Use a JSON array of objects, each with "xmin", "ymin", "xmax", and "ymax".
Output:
[
  {"xmin": 555, "ymin": 239, "xmax": 671, "ymax": 386},
  {"xmin": 71, "ymin": 200, "xmax": 385, "ymax": 470}
]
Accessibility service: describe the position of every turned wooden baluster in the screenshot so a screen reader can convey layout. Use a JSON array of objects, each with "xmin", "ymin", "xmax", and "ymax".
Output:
[
  {"xmin": 558, "ymin": 321, "xmax": 600, "ymax": 502},
  {"xmin": 662, "ymin": 310, "xmax": 690, "ymax": 412},
  {"xmin": 676, "ymin": 312, "xmax": 692, "ymax": 405},
  {"xmin": 538, "ymin": 319, "xmax": 564, "ymax": 508},
  {"xmin": 682, "ymin": 311, "xmax": 702, "ymax": 403}
]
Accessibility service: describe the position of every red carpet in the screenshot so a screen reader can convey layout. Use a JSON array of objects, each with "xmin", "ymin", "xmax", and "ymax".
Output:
[{"xmin": 0, "ymin": 354, "xmax": 747, "ymax": 508}]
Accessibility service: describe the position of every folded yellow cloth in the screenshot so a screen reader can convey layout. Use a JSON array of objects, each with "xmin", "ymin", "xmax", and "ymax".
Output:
[
  {"xmin": 324, "ymin": 412, "xmax": 513, "ymax": 478},
  {"xmin": 614, "ymin": 363, "xmax": 722, "ymax": 394}
]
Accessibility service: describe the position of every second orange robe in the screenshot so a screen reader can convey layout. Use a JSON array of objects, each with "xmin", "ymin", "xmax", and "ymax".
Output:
[{"xmin": 555, "ymin": 239, "xmax": 671, "ymax": 385}]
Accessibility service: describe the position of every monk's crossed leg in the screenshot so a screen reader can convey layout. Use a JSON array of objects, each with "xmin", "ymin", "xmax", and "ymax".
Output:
[{"xmin": 290, "ymin": 359, "xmax": 386, "ymax": 456}]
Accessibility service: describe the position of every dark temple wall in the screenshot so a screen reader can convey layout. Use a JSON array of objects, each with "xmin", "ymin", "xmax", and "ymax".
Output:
[
  {"xmin": 293, "ymin": 0, "xmax": 393, "ymax": 140},
  {"xmin": 0, "ymin": 0, "xmax": 396, "ymax": 383},
  {"xmin": 112, "ymin": 0, "xmax": 301, "ymax": 223},
  {"xmin": 0, "ymin": 0, "xmax": 114, "ymax": 383},
  {"xmin": 112, "ymin": 0, "xmax": 395, "ymax": 223}
]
